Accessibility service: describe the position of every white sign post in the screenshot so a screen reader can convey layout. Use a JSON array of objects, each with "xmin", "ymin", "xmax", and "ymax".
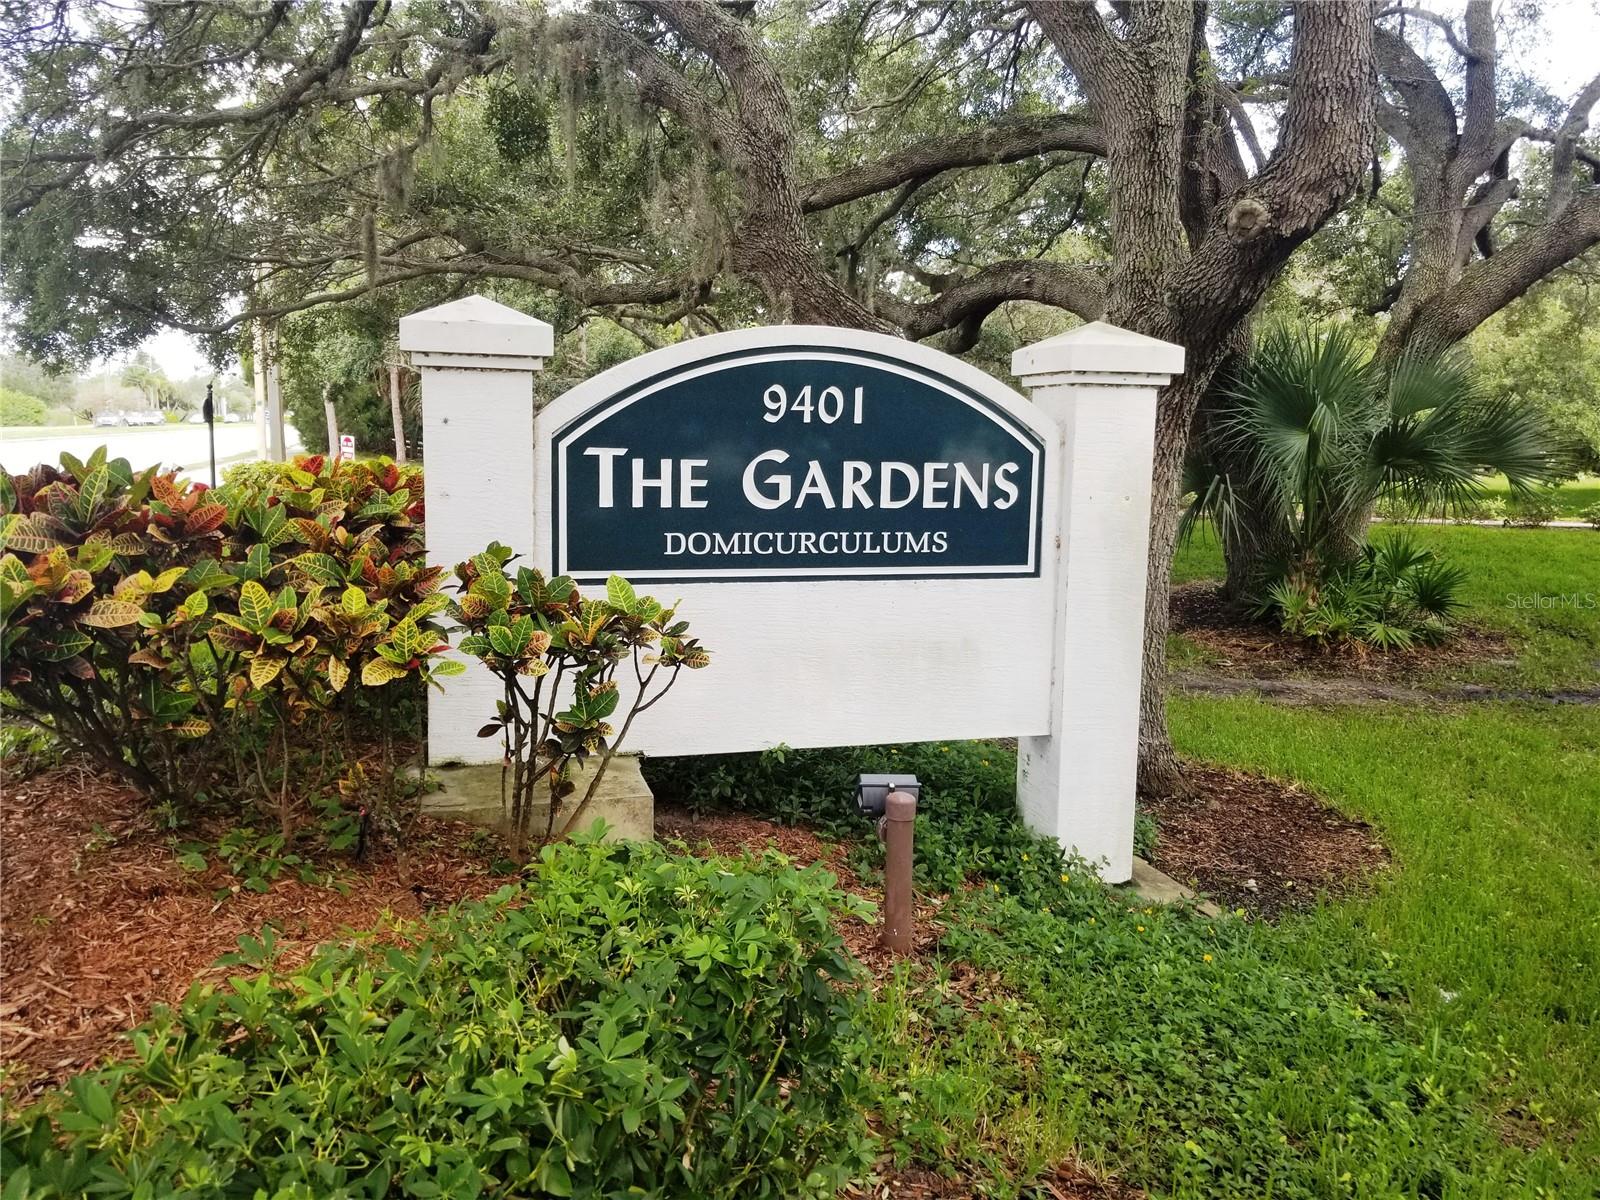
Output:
[
  {"xmin": 1010, "ymin": 325, "xmax": 1184, "ymax": 879},
  {"xmin": 401, "ymin": 297, "xmax": 1180, "ymax": 882},
  {"xmin": 398, "ymin": 296, "xmax": 553, "ymax": 765},
  {"xmin": 338, "ymin": 433, "xmax": 356, "ymax": 460}
]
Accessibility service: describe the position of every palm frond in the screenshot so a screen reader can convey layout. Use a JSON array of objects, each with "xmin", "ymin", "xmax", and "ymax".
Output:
[
  {"xmin": 1177, "ymin": 452, "xmax": 1245, "ymax": 548},
  {"xmin": 1371, "ymin": 343, "xmax": 1565, "ymax": 514},
  {"xmin": 1222, "ymin": 323, "xmax": 1382, "ymax": 551}
]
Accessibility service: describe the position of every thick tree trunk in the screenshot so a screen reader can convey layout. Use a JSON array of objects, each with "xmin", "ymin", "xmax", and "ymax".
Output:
[{"xmin": 1136, "ymin": 371, "xmax": 1206, "ymax": 797}]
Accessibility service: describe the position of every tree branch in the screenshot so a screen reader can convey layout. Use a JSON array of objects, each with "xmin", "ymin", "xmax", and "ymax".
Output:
[
  {"xmin": 800, "ymin": 113, "xmax": 1105, "ymax": 211},
  {"xmin": 1415, "ymin": 190, "xmax": 1600, "ymax": 347},
  {"xmin": 1548, "ymin": 69, "xmax": 1600, "ymax": 216},
  {"xmin": 880, "ymin": 259, "xmax": 1108, "ymax": 344}
]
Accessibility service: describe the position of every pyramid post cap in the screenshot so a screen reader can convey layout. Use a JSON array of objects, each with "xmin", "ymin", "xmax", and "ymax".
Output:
[
  {"xmin": 1012, "ymin": 321, "xmax": 1185, "ymax": 380},
  {"xmin": 398, "ymin": 295, "xmax": 554, "ymax": 359}
]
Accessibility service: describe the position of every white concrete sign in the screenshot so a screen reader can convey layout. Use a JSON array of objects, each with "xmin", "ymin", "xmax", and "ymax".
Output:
[{"xmin": 400, "ymin": 298, "xmax": 1182, "ymax": 881}]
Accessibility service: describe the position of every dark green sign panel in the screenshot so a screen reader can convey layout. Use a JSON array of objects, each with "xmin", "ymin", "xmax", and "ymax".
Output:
[{"xmin": 552, "ymin": 344, "xmax": 1044, "ymax": 583}]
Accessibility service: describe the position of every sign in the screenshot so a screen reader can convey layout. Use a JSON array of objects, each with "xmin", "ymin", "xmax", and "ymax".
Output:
[
  {"xmin": 551, "ymin": 345, "xmax": 1044, "ymax": 583},
  {"xmin": 339, "ymin": 433, "xmax": 356, "ymax": 459},
  {"xmin": 404, "ymin": 301, "xmax": 1184, "ymax": 881}
]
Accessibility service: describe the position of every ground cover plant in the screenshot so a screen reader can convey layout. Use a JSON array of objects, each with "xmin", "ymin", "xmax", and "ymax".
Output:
[
  {"xmin": 652, "ymin": 733, "xmax": 1598, "ymax": 1196},
  {"xmin": 1, "ymin": 833, "xmax": 875, "ymax": 1199}
]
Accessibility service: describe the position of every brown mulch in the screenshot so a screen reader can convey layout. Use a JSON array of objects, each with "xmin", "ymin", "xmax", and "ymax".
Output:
[
  {"xmin": 1143, "ymin": 763, "xmax": 1390, "ymax": 918},
  {"xmin": 0, "ymin": 761, "xmax": 507, "ymax": 1094},
  {"xmin": 4, "ymin": 782, "xmax": 1144, "ymax": 1195},
  {"xmin": 1170, "ymin": 581, "xmax": 1513, "ymax": 681}
]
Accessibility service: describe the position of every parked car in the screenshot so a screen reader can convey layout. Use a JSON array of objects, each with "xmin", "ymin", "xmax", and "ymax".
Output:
[
  {"xmin": 93, "ymin": 411, "xmax": 124, "ymax": 427},
  {"xmin": 185, "ymin": 411, "xmax": 206, "ymax": 424}
]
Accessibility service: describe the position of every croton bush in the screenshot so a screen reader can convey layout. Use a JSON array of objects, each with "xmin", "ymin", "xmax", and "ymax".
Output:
[
  {"xmin": 0, "ymin": 448, "xmax": 457, "ymax": 835},
  {"xmin": 451, "ymin": 546, "xmax": 710, "ymax": 849}
]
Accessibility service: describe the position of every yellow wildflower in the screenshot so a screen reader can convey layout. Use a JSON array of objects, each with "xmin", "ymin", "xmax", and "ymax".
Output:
[{"xmin": 1203, "ymin": 953, "xmax": 1213, "ymax": 963}]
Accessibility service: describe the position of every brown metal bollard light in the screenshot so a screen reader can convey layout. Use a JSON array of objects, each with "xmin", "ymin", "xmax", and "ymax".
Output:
[{"xmin": 879, "ymin": 789, "xmax": 917, "ymax": 955}]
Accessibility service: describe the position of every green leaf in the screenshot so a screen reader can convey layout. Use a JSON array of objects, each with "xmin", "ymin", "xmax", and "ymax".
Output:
[
  {"xmin": 362, "ymin": 657, "xmax": 409, "ymax": 686},
  {"xmin": 239, "ymin": 542, "xmax": 271, "ymax": 581},
  {"xmin": 606, "ymin": 574, "xmax": 637, "ymax": 611},
  {"xmin": 81, "ymin": 599, "xmax": 144, "ymax": 628},
  {"xmin": 341, "ymin": 584, "xmax": 369, "ymax": 616},
  {"xmin": 238, "ymin": 579, "xmax": 273, "ymax": 629},
  {"xmin": 35, "ymin": 631, "xmax": 92, "ymax": 661},
  {"xmin": 1, "ymin": 513, "xmax": 58, "ymax": 554},
  {"xmin": 287, "ymin": 552, "xmax": 343, "ymax": 587},
  {"xmin": 77, "ymin": 465, "xmax": 109, "ymax": 520}
]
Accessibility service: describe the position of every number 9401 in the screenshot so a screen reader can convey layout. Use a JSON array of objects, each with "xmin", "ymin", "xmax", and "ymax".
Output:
[{"xmin": 762, "ymin": 384, "xmax": 863, "ymax": 424}]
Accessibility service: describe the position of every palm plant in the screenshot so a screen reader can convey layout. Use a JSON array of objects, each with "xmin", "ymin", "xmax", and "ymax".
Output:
[{"xmin": 1186, "ymin": 324, "xmax": 1565, "ymax": 592}]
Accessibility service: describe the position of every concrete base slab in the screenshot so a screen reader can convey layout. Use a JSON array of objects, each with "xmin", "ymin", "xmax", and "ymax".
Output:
[
  {"xmin": 420, "ymin": 754, "xmax": 654, "ymax": 843},
  {"xmin": 1123, "ymin": 856, "xmax": 1221, "ymax": 917}
]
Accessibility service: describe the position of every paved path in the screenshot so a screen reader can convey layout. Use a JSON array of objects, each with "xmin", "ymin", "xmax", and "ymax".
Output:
[{"xmin": 0, "ymin": 424, "xmax": 303, "ymax": 477}]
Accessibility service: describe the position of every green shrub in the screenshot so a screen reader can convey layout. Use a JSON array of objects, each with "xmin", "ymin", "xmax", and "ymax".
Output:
[
  {"xmin": 1256, "ymin": 532, "xmax": 1467, "ymax": 650},
  {"xmin": 218, "ymin": 456, "xmax": 294, "ymax": 498},
  {"xmin": 1450, "ymin": 494, "xmax": 1507, "ymax": 524},
  {"xmin": 1, "ymin": 834, "xmax": 875, "ymax": 1199},
  {"xmin": 1504, "ymin": 493, "xmax": 1561, "ymax": 527},
  {"xmin": 0, "ymin": 387, "xmax": 49, "ymax": 426},
  {"xmin": 1582, "ymin": 501, "xmax": 1600, "ymax": 530},
  {"xmin": 0, "ymin": 449, "xmax": 452, "ymax": 832}
]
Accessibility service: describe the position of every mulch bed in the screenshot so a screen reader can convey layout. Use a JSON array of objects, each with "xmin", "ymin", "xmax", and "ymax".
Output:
[
  {"xmin": 3, "ymin": 777, "xmax": 1145, "ymax": 1194},
  {"xmin": 1143, "ymin": 763, "xmax": 1390, "ymax": 918},
  {"xmin": 1170, "ymin": 581, "xmax": 1512, "ymax": 680},
  {"xmin": 0, "ymin": 761, "xmax": 507, "ymax": 1094}
]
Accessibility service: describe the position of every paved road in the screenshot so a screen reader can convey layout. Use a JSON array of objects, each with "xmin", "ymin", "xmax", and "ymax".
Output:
[{"xmin": 0, "ymin": 423, "xmax": 303, "ymax": 477}]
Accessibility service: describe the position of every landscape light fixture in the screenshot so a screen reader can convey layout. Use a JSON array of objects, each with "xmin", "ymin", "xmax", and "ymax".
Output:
[
  {"xmin": 857, "ymin": 772, "xmax": 921, "ymax": 956},
  {"xmin": 855, "ymin": 772, "xmax": 921, "ymax": 818}
]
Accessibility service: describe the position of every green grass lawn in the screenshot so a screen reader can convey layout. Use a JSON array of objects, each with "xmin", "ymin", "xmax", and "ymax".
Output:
[
  {"xmin": 1149, "ymin": 518, "xmax": 1600, "ymax": 1191},
  {"xmin": 1170, "ymin": 698, "xmax": 1600, "ymax": 1178}
]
